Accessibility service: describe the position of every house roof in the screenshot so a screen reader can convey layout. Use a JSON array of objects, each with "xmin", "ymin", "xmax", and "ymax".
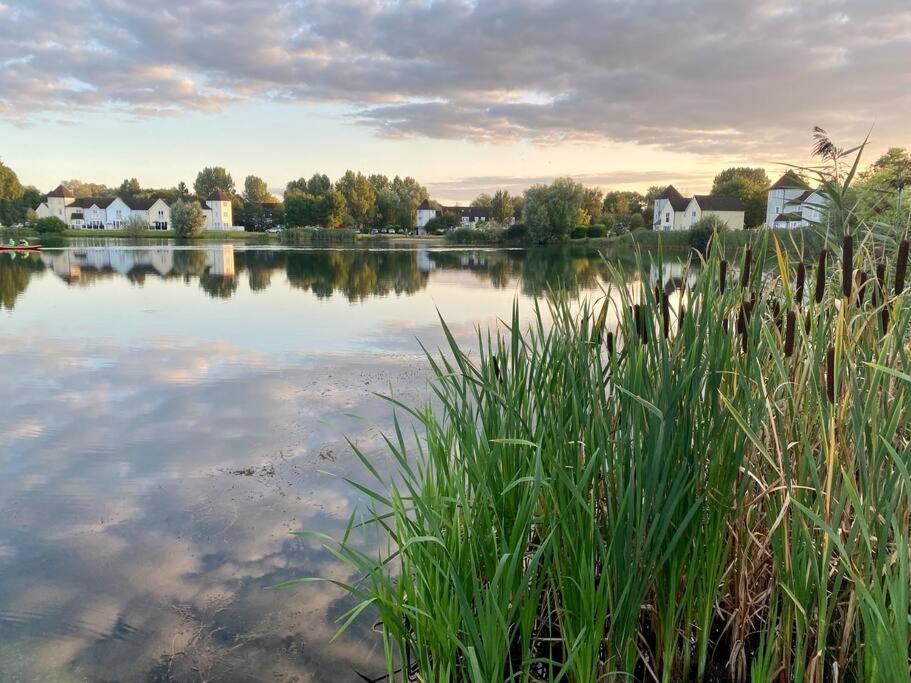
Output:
[
  {"xmin": 773, "ymin": 212, "xmax": 804, "ymax": 223},
  {"xmin": 418, "ymin": 199, "xmax": 434, "ymax": 210},
  {"xmin": 71, "ymin": 196, "xmax": 117, "ymax": 209},
  {"xmin": 656, "ymin": 185, "xmax": 690, "ymax": 211},
  {"xmin": 441, "ymin": 205, "xmax": 491, "ymax": 220},
  {"xmin": 693, "ymin": 195, "xmax": 745, "ymax": 212},
  {"xmin": 124, "ymin": 197, "xmax": 157, "ymax": 210},
  {"xmin": 47, "ymin": 184, "xmax": 75, "ymax": 198},
  {"xmin": 207, "ymin": 189, "xmax": 232, "ymax": 201},
  {"xmin": 792, "ymin": 190, "xmax": 814, "ymax": 203},
  {"xmin": 770, "ymin": 171, "xmax": 810, "ymax": 191}
]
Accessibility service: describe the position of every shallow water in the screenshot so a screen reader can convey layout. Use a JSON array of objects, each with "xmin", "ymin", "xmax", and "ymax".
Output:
[{"xmin": 0, "ymin": 242, "xmax": 679, "ymax": 682}]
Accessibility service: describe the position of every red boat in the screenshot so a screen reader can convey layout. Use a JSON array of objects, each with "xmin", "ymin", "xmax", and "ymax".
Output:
[{"xmin": 0, "ymin": 245, "xmax": 42, "ymax": 252}]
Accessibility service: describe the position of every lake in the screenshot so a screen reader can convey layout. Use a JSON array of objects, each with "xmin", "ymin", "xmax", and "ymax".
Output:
[{"xmin": 0, "ymin": 241, "xmax": 676, "ymax": 682}]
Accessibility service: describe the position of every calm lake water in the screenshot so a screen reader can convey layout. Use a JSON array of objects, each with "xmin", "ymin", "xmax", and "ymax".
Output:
[{"xmin": 0, "ymin": 241, "xmax": 677, "ymax": 682}]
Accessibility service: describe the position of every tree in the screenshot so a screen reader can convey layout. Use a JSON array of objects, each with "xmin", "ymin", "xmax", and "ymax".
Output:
[
  {"xmin": 0, "ymin": 161, "xmax": 24, "ymax": 201},
  {"xmin": 242, "ymin": 201, "xmax": 284, "ymax": 231},
  {"xmin": 0, "ymin": 186, "xmax": 41, "ymax": 226},
  {"xmin": 194, "ymin": 167, "xmax": 235, "ymax": 198},
  {"xmin": 372, "ymin": 188, "xmax": 400, "ymax": 228},
  {"xmin": 60, "ymin": 179, "xmax": 113, "ymax": 198},
  {"xmin": 307, "ymin": 173, "xmax": 332, "ymax": 196},
  {"xmin": 602, "ymin": 191, "xmax": 644, "ymax": 216},
  {"xmin": 118, "ymin": 177, "xmax": 141, "ymax": 196},
  {"xmin": 177, "ymin": 181, "xmax": 190, "ymax": 197},
  {"xmin": 368, "ymin": 174, "xmax": 390, "ymax": 192},
  {"xmin": 855, "ymin": 148, "xmax": 911, "ymax": 229},
  {"xmin": 491, "ymin": 190, "xmax": 514, "ymax": 224},
  {"xmin": 390, "ymin": 176, "xmax": 429, "ymax": 229},
  {"xmin": 471, "ymin": 193, "xmax": 493, "ymax": 208},
  {"xmin": 523, "ymin": 178, "xmax": 585, "ymax": 244},
  {"xmin": 336, "ymin": 170, "xmax": 376, "ymax": 227},
  {"xmin": 581, "ymin": 187, "xmax": 604, "ymax": 224},
  {"xmin": 424, "ymin": 213, "xmax": 460, "ymax": 234},
  {"xmin": 171, "ymin": 199, "xmax": 205, "ymax": 237},
  {"xmin": 123, "ymin": 214, "xmax": 149, "ymax": 236},
  {"xmin": 32, "ymin": 216, "xmax": 66, "ymax": 234},
  {"xmin": 284, "ymin": 189, "xmax": 347, "ymax": 228},
  {"xmin": 711, "ymin": 167, "xmax": 770, "ymax": 228},
  {"xmin": 243, "ymin": 175, "xmax": 275, "ymax": 203}
]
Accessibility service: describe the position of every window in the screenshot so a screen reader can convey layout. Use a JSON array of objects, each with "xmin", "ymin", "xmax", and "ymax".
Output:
[
  {"xmin": 665, "ymin": 212, "xmax": 670, "ymax": 223},
  {"xmin": 692, "ymin": 211, "xmax": 697, "ymax": 218}
]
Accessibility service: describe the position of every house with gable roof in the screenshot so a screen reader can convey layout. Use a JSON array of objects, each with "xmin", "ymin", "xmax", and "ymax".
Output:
[
  {"xmin": 765, "ymin": 171, "xmax": 829, "ymax": 229},
  {"xmin": 652, "ymin": 185, "xmax": 745, "ymax": 231}
]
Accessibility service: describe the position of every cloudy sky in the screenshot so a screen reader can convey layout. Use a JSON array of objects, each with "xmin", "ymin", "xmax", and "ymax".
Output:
[{"xmin": 2, "ymin": 0, "xmax": 909, "ymax": 200}]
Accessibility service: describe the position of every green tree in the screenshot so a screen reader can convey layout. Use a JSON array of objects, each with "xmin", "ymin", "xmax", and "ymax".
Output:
[
  {"xmin": 60, "ymin": 179, "xmax": 113, "ymax": 198},
  {"xmin": 321, "ymin": 189, "xmax": 348, "ymax": 228},
  {"xmin": 307, "ymin": 173, "xmax": 332, "ymax": 196},
  {"xmin": 471, "ymin": 193, "xmax": 493, "ymax": 208},
  {"xmin": 390, "ymin": 176, "xmax": 429, "ymax": 229},
  {"xmin": 284, "ymin": 189, "xmax": 347, "ymax": 228},
  {"xmin": 602, "ymin": 191, "xmax": 644, "ymax": 216},
  {"xmin": 118, "ymin": 177, "xmax": 141, "ymax": 196},
  {"xmin": 0, "ymin": 161, "xmax": 24, "ymax": 201},
  {"xmin": 524, "ymin": 178, "xmax": 585, "ymax": 244},
  {"xmin": 243, "ymin": 175, "xmax": 274, "ymax": 203},
  {"xmin": 854, "ymin": 148, "xmax": 911, "ymax": 230},
  {"xmin": 177, "ymin": 181, "xmax": 190, "ymax": 197},
  {"xmin": 581, "ymin": 187, "xmax": 604, "ymax": 224},
  {"xmin": 368, "ymin": 174, "xmax": 390, "ymax": 192},
  {"xmin": 710, "ymin": 167, "xmax": 770, "ymax": 228},
  {"xmin": 32, "ymin": 216, "xmax": 66, "ymax": 233},
  {"xmin": 336, "ymin": 170, "xmax": 376, "ymax": 227},
  {"xmin": 123, "ymin": 214, "xmax": 148, "ymax": 236},
  {"xmin": 194, "ymin": 167, "xmax": 235, "ymax": 198},
  {"xmin": 491, "ymin": 190, "xmax": 514, "ymax": 224},
  {"xmin": 424, "ymin": 213, "xmax": 461, "ymax": 234},
  {"xmin": 171, "ymin": 199, "xmax": 205, "ymax": 237},
  {"xmin": 0, "ymin": 186, "xmax": 41, "ymax": 226},
  {"xmin": 372, "ymin": 188, "xmax": 400, "ymax": 228}
]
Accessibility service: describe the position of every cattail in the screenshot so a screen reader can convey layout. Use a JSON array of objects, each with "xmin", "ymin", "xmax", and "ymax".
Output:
[
  {"xmin": 896, "ymin": 240, "xmax": 909, "ymax": 295},
  {"xmin": 605, "ymin": 331, "xmax": 614, "ymax": 356},
  {"xmin": 740, "ymin": 249, "xmax": 752, "ymax": 290},
  {"xmin": 842, "ymin": 235, "xmax": 853, "ymax": 298},
  {"xmin": 720, "ymin": 260, "xmax": 728, "ymax": 294},
  {"xmin": 679, "ymin": 306, "xmax": 686, "ymax": 329},
  {"xmin": 855, "ymin": 271, "xmax": 868, "ymax": 307},
  {"xmin": 785, "ymin": 311, "xmax": 796, "ymax": 357},
  {"xmin": 770, "ymin": 298, "xmax": 782, "ymax": 331},
  {"xmin": 661, "ymin": 293, "xmax": 670, "ymax": 339},
  {"xmin": 736, "ymin": 305, "xmax": 746, "ymax": 335},
  {"xmin": 826, "ymin": 346, "xmax": 836, "ymax": 404},
  {"xmin": 493, "ymin": 355, "xmax": 502, "ymax": 382},
  {"xmin": 882, "ymin": 306, "xmax": 890, "ymax": 335},
  {"xmin": 654, "ymin": 285, "xmax": 661, "ymax": 303},
  {"xmin": 815, "ymin": 250, "xmax": 827, "ymax": 303},
  {"xmin": 795, "ymin": 263, "xmax": 806, "ymax": 306},
  {"xmin": 634, "ymin": 304, "xmax": 648, "ymax": 343},
  {"xmin": 805, "ymin": 311, "xmax": 812, "ymax": 334},
  {"xmin": 723, "ymin": 318, "xmax": 729, "ymax": 334}
]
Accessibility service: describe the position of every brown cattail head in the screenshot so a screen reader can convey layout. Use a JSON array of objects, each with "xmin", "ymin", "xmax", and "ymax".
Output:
[
  {"xmin": 741, "ymin": 249, "xmax": 753, "ymax": 290},
  {"xmin": 720, "ymin": 260, "xmax": 728, "ymax": 294},
  {"xmin": 785, "ymin": 311, "xmax": 796, "ymax": 357},
  {"xmin": 882, "ymin": 306, "xmax": 890, "ymax": 335},
  {"xmin": 493, "ymin": 355, "xmax": 502, "ymax": 382},
  {"xmin": 826, "ymin": 346, "xmax": 836, "ymax": 403},
  {"xmin": 856, "ymin": 271, "xmax": 868, "ymax": 307},
  {"xmin": 661, "ymin": 293, "xmax": 670, "ymax": 339},
  {"xmin": 896, "ymin": 240, "xmax": 909, "ymax": 296},
  {"xmin": 815, "ymin": 250, "xmax": 827, "ymax": 303},
  {"xmin": 606, "ymin": 331, "xmax": 614, "ymax": 356},
  {"xmin": 634, "ymin": 304, "xmax": 648, "ymax": 343},
  {"xmin": 842, "ymin": 235, "xmax": 853, "ymax": 298},
  {"xmin": 796, "ymin": 263, "xmax": 806, "ymax": 306},
  {"xmin": 654, "ymin": 285, "xmax": 660, "ymax": 303}
]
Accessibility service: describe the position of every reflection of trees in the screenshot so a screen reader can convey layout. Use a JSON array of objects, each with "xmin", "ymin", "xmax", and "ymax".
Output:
[
  {"xmin": 236, "ymin": 250, "xmax": 284, "ymax": 292},
  {"xmin": 520, "ymin": 245, "xmax": 610, "ymax": 297},
  {"xmin": 285, "ymin": 251, "xmax": 428, "ymax": 302},
  {"xmin": 0, "ymin": 253, "xmax": 45, "ymax": 310},
  {"xmin": 199, "ymin": 273, "xmax": 239, "ymax": 299},
  {"xmin": 171, "ymin": 250, "xmax": 209, "ymax": 281}
]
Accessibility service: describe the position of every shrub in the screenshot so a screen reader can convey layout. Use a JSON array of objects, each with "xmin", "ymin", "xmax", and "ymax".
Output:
[
  {"xmin": 570, "ymin": 225, "xmax": 588, "ymax": 239},
  {"xmin": 504, "ymin": 222, "xmax": 527, "ymax": 241},
  {"xmin": 32, "ymin": 216, "xmax": 66, "ymax": 234},
  {"xmin": 424, "ymin": 213, "xmax": 460, "ymax": 234},
  {"xmin": 171, "ymin": 199, "xmax": 205, "ymax": 238},
  {"xmin": 629, "ymin": 213, "xmax": 646, "ymax": 230},
  {"xmin": 688, "ymin": 214, "xmax": 729, "ymax": 253},
  {"xmin": 281, "ymin": 227, "xmax": 358, "ymax": 244},
  {"xmin": 586, "ymin": 224, "xmax": 606, "ymax": 238},
  {"xmin": 123, "ymin": 214, "xmax": 149, "ymax": 237},
  {"xmin": 445, "ymin": 226, "xmax": 506, "ymax": 245}
]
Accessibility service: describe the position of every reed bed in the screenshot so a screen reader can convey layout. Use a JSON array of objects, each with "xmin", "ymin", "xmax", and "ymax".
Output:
[{"xmin": 283, "ymin": 227, "xmax": 909, "ymax": 682}]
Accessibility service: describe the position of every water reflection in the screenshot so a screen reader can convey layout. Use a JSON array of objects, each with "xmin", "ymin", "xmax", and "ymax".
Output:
[{"xmin": 0, "ymin": 243, "xmax": 691, "ymax": 681}]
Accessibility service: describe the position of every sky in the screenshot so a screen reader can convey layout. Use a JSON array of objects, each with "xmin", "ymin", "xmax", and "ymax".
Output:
[{"xmin": 2, "ymin": 0, "xmax": 910, "ymax": 202}]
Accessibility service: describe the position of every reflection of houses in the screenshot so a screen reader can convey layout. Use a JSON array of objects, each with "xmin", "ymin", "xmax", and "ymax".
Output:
[
  {"xmin": 650, "ymin": 261, "xmax": 698, "ymax": 294},
  {"xmin": 41, "ymin": 246, "xmax": 235, "ymax": 283},
  {"xmin": 765, "ymin": 171, "xmax": 829, "ymax": 229},
  {"xmin": 416, "ymin": 248, "xmax": 436, "ymax": 274},
  {"xmin": 652, "ymin": 186, "xmax": 745, "ymax": 231},
  {"xmin": 35, "ymin": 185, "xmax": 238, "ymax": 231}
]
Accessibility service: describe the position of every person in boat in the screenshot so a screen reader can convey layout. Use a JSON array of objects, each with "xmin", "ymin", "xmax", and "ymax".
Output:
[{"xmin": 18, "ymin": 240, "xmax": 29, "ymax": 246}]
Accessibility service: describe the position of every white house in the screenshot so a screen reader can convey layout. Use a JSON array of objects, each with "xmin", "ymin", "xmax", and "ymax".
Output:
[
  {"xmin": 416, "ymin": 198, "xmax": 514, "ymax": 233},
  {"xmin": 35, "ymin": 184, "xmax": 236, "ymax": 231},
  {"xmin": 766, "ymin": 172, "xmax": 828, "ymax": 229},
  {"xmin": 653, "ymin": 186, "xmax": 745, "ymax": 231}
]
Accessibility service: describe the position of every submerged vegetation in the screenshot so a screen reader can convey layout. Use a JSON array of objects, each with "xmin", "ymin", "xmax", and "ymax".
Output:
[{"xmin": 289, "ymin": 138, "xmax": 911, "ymax": 681}]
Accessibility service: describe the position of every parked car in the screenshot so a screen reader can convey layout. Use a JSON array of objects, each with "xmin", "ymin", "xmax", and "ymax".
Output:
[{"xmin": 265, "ymin": 227, "xmax": 282, "ymax": 233}]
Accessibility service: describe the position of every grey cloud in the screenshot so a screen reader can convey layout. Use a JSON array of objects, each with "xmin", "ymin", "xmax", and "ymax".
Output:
[{"xmin": 1, "ymin": 0, "xmax": 909, "ymax": 154}]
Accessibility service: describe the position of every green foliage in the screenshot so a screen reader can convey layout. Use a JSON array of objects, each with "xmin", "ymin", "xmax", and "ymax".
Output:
[
  {"xmin": 524, "ymin": 177, "xmax": 586, "ymax": 243},
  {"xmin": 504, "ymin": 222, "xmax": 527, "ymax": 241},
  {"xmin": 687, "ymin": 214, "xmax": 728, "ymax": 253},
  {"xmin": 0, "ymin": 160, "xmax": 23, "ymax": 201},
  {"xmin": 122, "ymin": 214, "xmax": 148, "ymax": 237},
  {"xmin": 194, "ymin": 166, "xmax": 235, "ymax": 198},
  {"xmin": 444, "ymin": 225, "xmax": 506, "ymax": 244},
  {"xmin": 581, "ymin": 186, "xmax": 604, "ymax": 224},
  {"xmin": 586, "ymin": 224, "xmax": 606, "ymax": 238},
  {"xmin": 171, "ymin": 199, "xmax": 205, "ymax": 237},
  {"xmin": 280, "ymin": 227, "xmax": 358, "ymax": 244},
  {"xmin": 424, "ymin": 213, "xmax": 460, "ymax": 234},
  {"xmin": 31, "ymin": 216, "xmax": 66, "ymax": 234},
  {"xmin": 602, "ymin": 190, "xmax": 645, "ymax": 215},
  {"xmin": 243, "ymin": 175, "xmax": 274, "ymax": 203},
  {"xmin": 471, "ymin": 192, "xmax": 493, "ymax": 207},
  {"xmin": 711, "ymin": 167, "xmax": 770, "ymax": 228},
  {"xmin": 853, "ymin": 147, "xmax": 911, "ymax": 232},
  {"xmin": 335, "ymin": 170, "xmax": 376, "ymax": 227},
  {"xmin": 118, "ymin": 177, "xmax": 141, "ymax": 196},
  {"xmin": 629, "ymin": 213, "xmax": 646, "ymax": 230},
  {"xmin": 242, "ymin": 201, "xmax": 284, "ymax": 231},
  {"xmin": 284, "ymin": 189, "xmax": 346, "ymax": 228},
  {"xmin": 491, "ymin": 190, "xmax": 514, "ymax": 224},
  {"xmin": 570, "ymin": 225, "xmax": 588, "ymax": 239},
  {"xmin": 0, "ymin": 186, "xmax": 41, "ymax": 226}
]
